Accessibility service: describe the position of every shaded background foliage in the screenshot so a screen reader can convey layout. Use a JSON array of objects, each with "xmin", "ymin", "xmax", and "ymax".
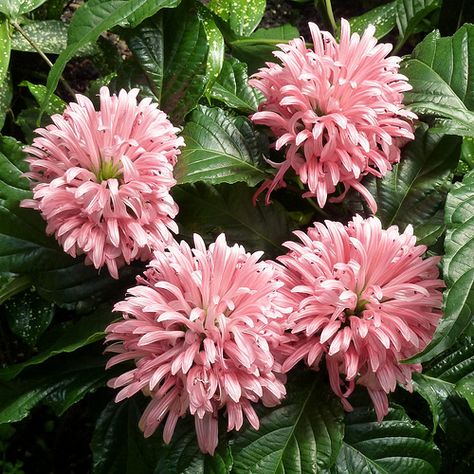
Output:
[{"xmin": 0, "ymin": 0, "xmax": 473, "ymax": 472}]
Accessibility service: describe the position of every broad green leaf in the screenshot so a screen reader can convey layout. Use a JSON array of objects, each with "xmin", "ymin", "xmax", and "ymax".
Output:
[
  {"xmin": 456, "ymin": 376, "xmax": 474, "ymax": 411},
  {"xmin": 0, "ymin": 15, "xmax": 10, "ymax": 83},
  {"xmin": 44, "ymin": 0, "xmax": 181, "ymax": 111},
  {"xmin": 209, "ymin": 0, "xmax": 266, "ymax": 36},
  {"xmin": 0, "ymin": 136, "xmax": 31, "ymax": 201},
  {"xmin": 349, "ymin": 0, "xmax": 397, "ymax": 39},
  {"xmin": 126, "ymin": 0, "xmax": 224, "ymax": 123},
  {"xmin": 173, "ymin": 182, "xmax": 292, "ymax": 257},
  {"xmin": 395, "ymin": 0, "xmax": 441, "ymax": 51},
  {"xmin": 92, "ymin": 400, "xmax": 164, "ymax": 474},
  {"xmin": 175, "ymin": 105, "xmax": 268, "ymax": 186},
  {"xmin": 3, "ymin": 288, "xmax": 54, "ymax": 346},
  {"xmin": 413, "ymin": 337, "xmax": 474, "ymax": 436},
  {"xmin": 230, "ymin": 24, "xmax": 299, "ymax": 73},
  {"xmin": 369, "ymin": 125, "xmax": 461, "ymax": 245},
  {"xmin": 232, "ymin": 372, "xmax": 344, "ymax": 473},
  {"xmin": 0, "ymin": 306, "xmax": 114, "ymax": 381},
  {"xmin": 459, "ymin": 136, "xmax": 474, "ymax": 172},
  {"xmin": 408, "ymin": 170, "xmax": 474, "ymax": 363},
  {"xmin": 155, "ymin": 417, "xmax": 232, "ymax": 474},
  {"xmin": 401, "ymin": 25, "xmax": 474, "ymax": 138},
  {"xmin": 208, "ymin": 57, "xmax": 262, "ymax": 113},
  {"xmin": 0, "ymin": 72, "xmax": 11, "ymax": 130},
  {"xmin": 19, "ymin": 81, "xmax": 66, "ymax": 115},
  {"xmin": 332, "ymin": 405, "xmax": 441, "ymax": 474},
  {"xmin": 0, "ymin": 0, "xmax": 47, "ymax": 17},
  {"xmin": 0, "ymin": 355, "xmax": 106, "ymax": 423}
]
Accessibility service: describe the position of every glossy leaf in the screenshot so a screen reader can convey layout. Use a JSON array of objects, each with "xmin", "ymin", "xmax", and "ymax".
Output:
[
  {"xmin": 232, "ymin": 372, "xmax": 344, "ymax": 473},
  {"xmin": 175, "ymin": 106, "xmax": 268, "ymax": 186},
  {"xmin": 44, "ymin": 0, "xmax": 181, "ymax": 111},
  {"xmin": 208, "ymin": 57, "xmax": 262, "ymax": 113},
  {"xmin": 413, "ymin": 337, "xmax": 474, "ymax": 436},
  {"xmin": 349, "ymin": 0, "xmax": 397, "ymax": 39},
  {"xmin": 173, "ymin": 182, "xmax": 292, "ymax": 257},
  {"xmin": 209, "ymin": 0, "xmax": 266, "ymax": 36},
  {"xmin": 0, "ymin": 306, "xmax": 114, "ymax": 381},
  {"xmin": 401, "ymin": 25, "xmax": 474, "ymax": 138},
  {"xmin": 3, "ymin": 289, "xmax": 54, "ymax": 346},
  {"xmin": 408, "ymin": 170, "xmax": 474, "ymax": 362},
  {"xmin": 395, "ymin": 0, "xmax": 441, "ymax": 51},
  {"xmin": 332, "ymin": 405, "xmax": 441, "ymax": 474},
  {"xmin": 0, "ymin": 135, "xmax": 31, "ymax": 201},
  {"xmin": 230, "ymin": 24, "xmax": 299, "ymax": 73},
  {"xmin": 369, "ymin": 125, "xmax": 460, "ymax": 244},
  {"xmin": 126, "ymin": 0, "xmax": 224, "ymax": 124}
]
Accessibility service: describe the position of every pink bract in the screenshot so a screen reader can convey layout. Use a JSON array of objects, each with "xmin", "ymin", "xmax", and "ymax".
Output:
[
  {"xmin": 277, "ymin": 216, "xmax": 443, "ymax": 420},
  {"xmin": 105, "ymin": 234, "xmax": 290, "ymax": 454},
  {"xmin": 21, "ymin": 87, "xmax": 183, "ymax": 278},
  {"xmin": 250, "ymin": 20, "xmax": 416, "ymax": 211}
]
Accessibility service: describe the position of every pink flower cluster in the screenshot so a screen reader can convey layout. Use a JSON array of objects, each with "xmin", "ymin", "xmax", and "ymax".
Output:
[
  {"xmin": 21, "ymin": 23, "xmax": 442, "ymax": 456},
  {"xmin": 250, "ymin": 19, "xmax": 416, "ymax": 211}
]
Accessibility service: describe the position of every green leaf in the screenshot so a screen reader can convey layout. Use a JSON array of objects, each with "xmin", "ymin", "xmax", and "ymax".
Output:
[
  {"xmin": 0, "ymin": 273, "xmax": 31, "ymax": 305},
  {"xmin": 126, "ymin": 0, "xmax": 224, "ymax": 124},
  {"xmin": 209, "ymin": 0, "xmax": 266, "ymax": 36},
  {"xmin": 92, "ymin": 400, "xmax": 164, "ymax": 474},
  {"xmin": 395, "ymin": 0, "xmax": 442, "ymax": 51},
  {"xmin": 0, "ymin": 0, "xmax": 47, "ymax": 17},
  {"xmin": 0, "ymin": 355, "xmax": 106, "ymax": 423},
  {"xmin": 208, "ymin": 57, "xmax": 262, "ymax": 113},
  {"xmin": 401, "ymin": 25, "xmax": 474, "ymax": 138},
  {"xmin": 349, "ymin": 0, "xmax": 397, "ymax": 40},
  {"xmin": 19, "ymin": 81, "xmax": 66, "ymax": 115},
  {"xmin": 408, "ymin": 170, "xmax": 474, "ymax": 363},
  {"xmin": 0, "ymin": 15, "xmax": 10, "ymax": 84},
  {"xmin": 44, "ymin": 0, "xmax": 182, "ymax": 111},
  {"xmin": 3, "ymin": 289, "xmax": 54, "ymax": 346},
  {"xmin": 11, "ymin": 20, "xmax": 66, "ymax": 55},
  {"xmin": 173, "ymin": 182, "xmax": 292, "ymax": 257},
  {"xmin": 0, "ymin": 72, "xmax": 12, "ymax": 130},
  {"xmin": 370, "ymin": 125, "xmax": 461, "ymax": 245},
  {"xmin": 230, "ymin": 24, "xmax": 299, "ymax": 73},
  {"xmin": 0, "ymin": 136, "xmax": 31, "ymax": 201},
  {"xmin": 413, "ymin": 337, "xmax": 474, "ymax": 437},
  {"xmin": 175, "ymin": 105, "xmax": 267, "ymax": 186},
  {"xmin": 231, "ymin": 371, "xmax": 344, "ymax": 473},
  {"xmin": 331, "ymin": 405, "xmax": 441, "ymax": 474},
  {"xmin": 0, "ymin": 306, "xmax": 114, "ymax": 381}
]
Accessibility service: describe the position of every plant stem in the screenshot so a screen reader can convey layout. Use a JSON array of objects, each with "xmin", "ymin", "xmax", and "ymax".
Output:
[
  {"xmin": 10, "ymin": 20, "xmax": 76, "ymax": 97},
  {"xmin": 324, "ymin": 0, "xmax": 337, "ymax": 33},
  {"xmin": 297, "ymin": 178, "xmax": 332, "ymax": 219}
]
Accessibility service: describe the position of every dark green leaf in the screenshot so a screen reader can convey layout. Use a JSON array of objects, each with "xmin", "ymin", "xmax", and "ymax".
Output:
[
  {"xmin": 175, "ymin": 105, "xmax": 267, "ymax": 186},
  {"xmin": 401, "ymin": 25, "xmax": 474, "ymax": 138},
  {"xmin": 209, "ymin": 0, "xmax": 266, "ymax": 36},
  {"xmin": 44, "ymin": 0, "xmax": 182, "ymax": 111},
  {"xmin": 332, "ymin": 405, "xmax": 441, "ymax": 474},
  {"xmin": 126, "ymin": 0, "xmax": 223, "ymax": 124},
  {"xmin": 413, "ymin": 337, "xmax": 474, "ymax": 437},
  {"xmin": 349, "ymin": 1, "xmax": 397, "ymax": 39},
  {"xmin": 19, "ymin": 81, "xmax": 66, "ymax": 115},
  {"xmin": 0, "ymin": 72, "xmax": 12, "ymax": 130},
  {"xmin": 230, "ymin": 24, "xmax": 299, "ymax": 73},
  {"xmin": 409, "ymin": 170, "xmax": 474, "ymax": 362},
  {"xmin": 208, "ymin": 57, "xmax": 262, "ymax": 113},
  {"xmin": 370, "ymin": 125, "xmax": 461, "ymax": 244},
  {"xmin": 0, "ymin": 355, "xmax": 106, "ymax": 423},
  {"xmin": 174, "ymin": 182, "xmax": 292, "ymax": 257},
  {"xmin": 3, "ymin": 289, "xmax": 54, "ymax": 346},
  {"xmin": 92, "ymin": 400, "xmax": 165, "ymax": 474},
  {"xmin": 0, "ymin": 306, "xmax": 114, "ymax": 381},
  {"xmin": 232, "ymin": 372, "xmax": 344, "ymax": 473},
  {"xmin": 395, "ymin": 0, "xmax": 442, "ymax": 51},
  {"xmin": 0, "ymin": 136, "xmax": 31, "ymax": 201},
  {"xmin": 0, "ymin": 273, "xmax": 31, "ymax": 306}
]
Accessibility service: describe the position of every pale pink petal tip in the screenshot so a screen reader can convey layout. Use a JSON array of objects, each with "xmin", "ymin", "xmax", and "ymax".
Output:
[
  {"xmin": 21, "ymin": 86, "xmax": 183, "ymax": 278},
  {"xmin": 105, "ymin": 234, "xmax": 289, "ymax": 454},
  {"xmin": 277, "ymin": 215, "xmax": 444, "ymax": 419},
  {"xmin": 250, "ymin": 20, "xmax": 416, "ymax": 210}
]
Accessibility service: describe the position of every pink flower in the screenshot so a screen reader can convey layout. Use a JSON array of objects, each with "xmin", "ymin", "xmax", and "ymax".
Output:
[
  {"xmin": 21, "ymin": 87, "xmax": 183, "ymax": 278},
  {"xmin": 249, "ymin": 20, "xmax": 416, "ymax": 212},
  {"xmin": 105, "ymin": 234, "xmax": 289, "ymax": 454},
  {"xmin": 277, "ymin": 216, "xmax": 443, "ymax": 420}
]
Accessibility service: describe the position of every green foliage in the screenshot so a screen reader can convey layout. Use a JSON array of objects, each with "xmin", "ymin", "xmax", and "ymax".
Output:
[{"xmin": 349, "ymin": 1, "xmax": 397, "ymax": 39}]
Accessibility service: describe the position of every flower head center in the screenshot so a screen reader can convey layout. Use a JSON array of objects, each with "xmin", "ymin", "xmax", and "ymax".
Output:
[
  {"xmin": 345, "ymin": 298, "xmax": 369, "ymax": 318},
  {"xmin": 93, "ymin": 159, "xmax": 122, "ymax": 182}
]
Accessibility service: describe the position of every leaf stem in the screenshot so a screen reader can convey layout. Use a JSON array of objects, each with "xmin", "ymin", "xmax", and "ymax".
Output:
[{"xmin": 10, "ymin": 20, "xmax": 76, "ymax": 97}]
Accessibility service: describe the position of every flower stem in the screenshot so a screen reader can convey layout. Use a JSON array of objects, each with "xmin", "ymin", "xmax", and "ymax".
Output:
[
  {"xmin": 10, "ymin": 20, "xmax": 76, "ymax": 97},
  {"xmin": 324, "ymin": 0, "xmax": 337, "ymax": 32}
]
